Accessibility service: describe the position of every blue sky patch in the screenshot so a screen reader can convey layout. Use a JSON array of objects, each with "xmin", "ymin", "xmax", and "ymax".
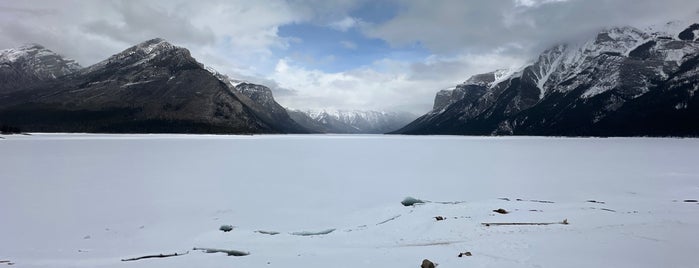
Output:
[{"xmin": 277, "ymin": 22, "xmax": 429, "ymax": 72}]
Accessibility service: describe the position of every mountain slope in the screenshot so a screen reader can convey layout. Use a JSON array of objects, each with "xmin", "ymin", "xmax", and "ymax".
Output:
[
  {"xmin": 0, "ymin": 39, "xmax": 308, "ymax": 134},
  {"xmin": 288, "ymin": 109, "xmax": 416, "ymax": 134},
  {"xmin": 396, "ymin": 22, "xmax": 699, "ymax": 136}
]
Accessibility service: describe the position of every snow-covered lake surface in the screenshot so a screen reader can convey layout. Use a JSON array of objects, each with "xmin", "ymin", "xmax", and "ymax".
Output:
[{"xmin": 1, "ymin": 134, "xmax": 698, "ymax": 267}]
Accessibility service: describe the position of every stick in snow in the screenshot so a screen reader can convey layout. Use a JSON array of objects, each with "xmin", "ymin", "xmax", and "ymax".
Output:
[
  {"xmin": 482, "ymin": 219, "xmax": 569, "ymax": 226},
  {"xmin": 376, "ymin": 214, "xmax": 402, "ymax": 225},
  {"xmin": 121, "ymin": 251, "xmax": 188, "ymax": 261},
  {"xmin": 193, "ymin": 247, "xmax": 249, "ymax": 256}
]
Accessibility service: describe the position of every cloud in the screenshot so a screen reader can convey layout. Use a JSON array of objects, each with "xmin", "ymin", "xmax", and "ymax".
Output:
[
  {"xmin": 0, "ymin": 0, "xmax": 304, "ymax": 68},
  {"xmin": 80, "ymin": 1, "xmax": 216, "ymax": 46},
  {"xmin": 1, "ymin": 0, "xmax": 697, "ymax": 114},
  {"xmin": 328, "ymin": 16, "xmax": 361, "ymax": 31},
  {"xmin": 340, "ymin": 40, "xmax": 358, "ymax": 49},
  {"xmin": 514, "ymin": 0, "xmax": 570, "ymax": 8},
  {"xmin": 270, "ymin": 52, "xmax": 525, "ymax": 113},
  {"xmin": 364, "ymin": 0, "xmax": 699, "ymax": 55}
]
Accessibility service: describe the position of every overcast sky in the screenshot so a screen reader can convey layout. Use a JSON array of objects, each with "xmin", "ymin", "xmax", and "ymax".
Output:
[{"xmin": 1, "ymin": 0, "xmax": 698, "ymax": 114}]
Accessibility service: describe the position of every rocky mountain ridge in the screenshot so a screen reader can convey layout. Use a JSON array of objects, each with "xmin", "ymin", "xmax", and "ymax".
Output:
[
  {"xmin": 395, "ymin": 21, "xmax": 699, "ymax": 136},
  {"xmin": 0, "ymin": 38, "xmax": 307, "ymax": 134}
]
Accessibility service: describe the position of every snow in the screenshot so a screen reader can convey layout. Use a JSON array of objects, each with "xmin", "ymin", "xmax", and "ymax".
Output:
[
  {"xmin": 661, "ymin": 45, "xmax": 699, "ymax": 65},
  {"xmin": 304, "ymin": 109, "xmax": 396, "ymax": 125},
  {"xmin": 1, "ymin": 134, "xmax": 698, "ymax": 268},
  {"xmin": 204, "ymin": 66, "xmax": 246, "ymax": 88},
  {"xmin": 0, "ymin": 44, "xmax": 42, "ymax": 63},
  {"xmin": 121, "ymin": 80, "xmax": 157, "ymax": 88},
  {"xmin": 0, "ymin": 44, "xmax": 81, "ymax": 76},
  {"xmin": 533, "ymin": 45, "xmax": 567, "ymax": 99},
  {"xmin": 136, "ymin": 39, "xmax": 174, "ymax": 55},
  {"xmin": 493, "ymin": 69, "xmax": 511, "ymax": 82},
  {"xmin": 581, "ymin": 70, "xmax": 620, "ymax": 99},
  {"xmin": 644, "ymin": 20, "xmax": 694, "ymax": 39},
  {"xmin": 83, "ymin": 39, "xmax": 177, "ymax": 74},
  {"xmin": 490, "ymin": 68, "xmax": 522, "ymax": 89}
]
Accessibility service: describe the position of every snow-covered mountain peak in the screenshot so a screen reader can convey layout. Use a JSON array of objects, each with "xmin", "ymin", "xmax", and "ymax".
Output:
[
  {"xmin": 115, "ymin": 38, "xmax": 182, "ymax": 60},
  {"xmin": 494, "ymin": 68, "xmax": 513, "ymax": 81},
  {"xmin": 462, "ymin": 72, "xmax": 496, "ymax": 87},
  {"xmin": 84, "ymin": 38, "xmax": 195, "ymax": 73},
  {"xmin": 1, "ymin": 46, "xmax": 34, "ymax": 63},
  {"xmin": 134, "ymin": 38, "xmax": 175, "ymax": 55},
  {"xmin": 0, "ymin": 43, "xmax": 47, "ymax": 61},
  {"xmin": 459, "ymin": 68, "xmax": 516, "ymax": 89},
  {"xmin": 643, "ymin": 20, "xmax": 697, "ymax": 39},
  {"xmin": 0, "ymin": 43, "xmax": 81, "ymax": 79},
  {"xmin": 585, "ymin": 26, "xmax": 648, "ymax": 56},
  {"xmin": 1, "ymin": 43, "xmax": 74, "ymax": 64},
  {"xmin": 129, "ymin": 38, "xmax": 180, "ymax": 55}
]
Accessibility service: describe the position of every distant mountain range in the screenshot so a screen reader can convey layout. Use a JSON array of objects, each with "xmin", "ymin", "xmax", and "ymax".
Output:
[
  {"xmin": 3, "ymin": 21, "xmax": 699, "ymax": 136},
  {"xmin": 0, "ymin": 39, "xmax": 307, "ymax": 134},
  {"xmin": 0, "ymin": 39, "xmax": 418, "ymax": 134},
  {"xmin": 287, "ymin": 109, "xmax": 416, "ymax": 134},
  {"xmin": 395, "ymin": 21, "xmax": 699, "ymax": 136}
]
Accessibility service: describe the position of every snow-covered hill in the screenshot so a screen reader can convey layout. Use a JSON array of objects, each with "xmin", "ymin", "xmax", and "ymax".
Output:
[
  {"xmin": 397, "ymin": 21, "xmax": 699, "ymax": 136},
  {"xmin": 288, "ymin": 109, "xmax": 417, "ymax": 134}
]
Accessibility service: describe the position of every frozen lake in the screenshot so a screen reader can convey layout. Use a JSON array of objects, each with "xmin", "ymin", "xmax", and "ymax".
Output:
[{"xmin": 1, "ymin": 134, "xmax": 698, "ymax": 267}]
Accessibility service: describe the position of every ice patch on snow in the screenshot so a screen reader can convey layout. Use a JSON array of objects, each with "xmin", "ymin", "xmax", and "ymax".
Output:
[{"xmin": 290, "ymin": 229, "xmax": 336, "ymax": 236}]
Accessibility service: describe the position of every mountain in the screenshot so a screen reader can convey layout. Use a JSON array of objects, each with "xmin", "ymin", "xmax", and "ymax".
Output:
[
  {"xmin": 209, "ymin": 71, "xmax": 308, "ymax": 133},
  {"xmin": 0, "ymin": 38, "xmax": 308, "ymax": 134},
  {"xmin": 0, "ymin": 43, "xmax": 81, "ymax": 94},
  {"xmin": 288, "ymin": 109, "xmax": 416, "ymax": 134},
  {"xmin": 395, "ymin": 22, "xmax": 699, "ymax": 136}
]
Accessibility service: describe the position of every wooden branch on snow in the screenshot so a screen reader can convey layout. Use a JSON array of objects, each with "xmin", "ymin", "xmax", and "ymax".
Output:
[
  {"xmin": 193, "ymin": 247, "xmax": 250, "ymax": 256},
  {"xmin": 482, "ymin": 219, "xmax": 568, "ymax": 227},
  {"xmin": 121, "ymin": 251, "xmax": 188, "ymax": 262}
]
